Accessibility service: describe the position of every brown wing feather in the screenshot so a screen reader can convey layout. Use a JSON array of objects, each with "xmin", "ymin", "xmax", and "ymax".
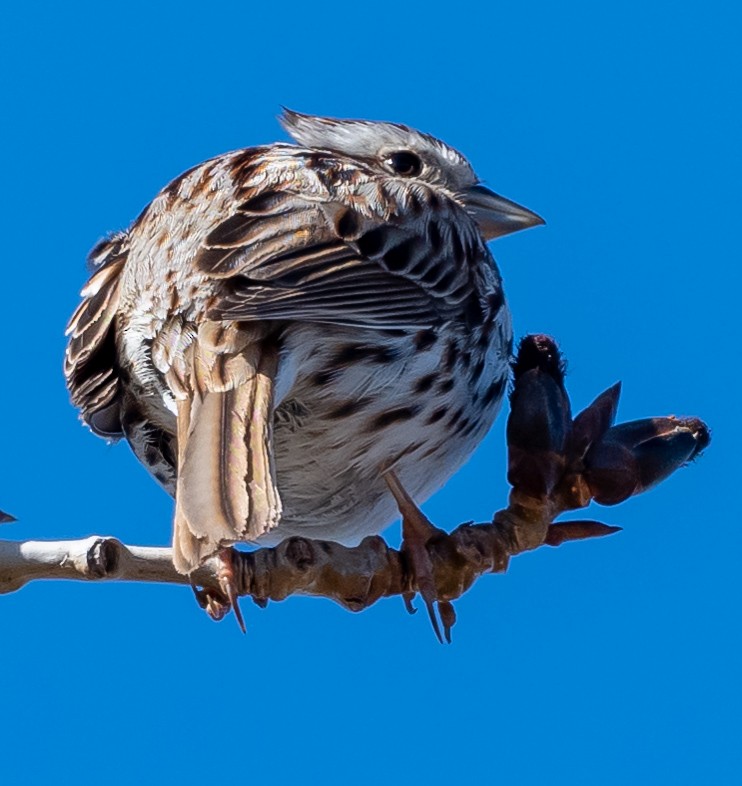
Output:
[
  {"xmin": 64, "ymin": 235, "xmax": 127, "ymax": 437},
  {"xmin": 196, "ymin": 176, "xmax": 480, "ymax": 330}
]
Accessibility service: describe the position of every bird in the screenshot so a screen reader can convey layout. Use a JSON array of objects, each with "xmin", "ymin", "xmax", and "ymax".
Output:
[{"xmin": 64, "ymin": 109, "xmax": 542, "ymax": 625}]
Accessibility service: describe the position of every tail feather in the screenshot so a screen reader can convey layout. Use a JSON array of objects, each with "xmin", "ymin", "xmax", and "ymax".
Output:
[
  {"xmin": 171, "ymin": 325, "xmax": 281, "ymax": 575},
  {"xmin": 245, "ymin": 345, "xmax": 281, "ymax": 539}
]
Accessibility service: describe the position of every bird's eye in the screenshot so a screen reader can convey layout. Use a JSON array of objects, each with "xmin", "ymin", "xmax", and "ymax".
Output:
[{"xmin": 385, "ymin": 151, "xmax": 422, "ymax": 177}]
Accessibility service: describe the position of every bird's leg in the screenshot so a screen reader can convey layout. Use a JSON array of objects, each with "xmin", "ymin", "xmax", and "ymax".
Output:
[
  {"xmin": 191, "ymin": 548, "xmax": 246, "ymax": 633},
  {"xmin": 384, "ymin": 469, "xmax": 451, "ymax": 643}
]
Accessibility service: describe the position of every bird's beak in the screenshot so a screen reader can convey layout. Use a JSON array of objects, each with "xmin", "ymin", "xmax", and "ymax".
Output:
[{"xmin": 464, "ymin": 184, "xmax": 545, "ymax": 241}]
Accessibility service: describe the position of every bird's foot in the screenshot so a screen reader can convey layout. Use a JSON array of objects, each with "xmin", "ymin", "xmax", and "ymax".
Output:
[
  {"xmin": 191, "ymin": 547, "xmax": 246, "ymax": 633},
  {"xmin": 384, "ymin": 469, "xmax": 453, "ymax": 643}
]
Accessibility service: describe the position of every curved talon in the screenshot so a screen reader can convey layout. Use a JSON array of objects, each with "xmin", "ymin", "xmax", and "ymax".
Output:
[
  {"xmin": 217, "ymin": 548, "xmax": 246, "ymax": 634},
  {"xmin": 422, "ymin": 596, "xmax": 444, "ymax": 644},
  {"xmin": 191, "ymin": 582, "xmax": 231, "ymax": 622},
  {"xmin": 402, "ymin": 592, "xmax": 418, "ymax": 615},
  {"xmin": 189, "ymin": 548, "xmax": 246, "ymax": 632},
  {"xmin": 384, "ymin": 468, "xmax": 451, "ymax": 643},
  {"xmin": 439, "ymin": 601, "xmax": 456, "ymax": 644}
]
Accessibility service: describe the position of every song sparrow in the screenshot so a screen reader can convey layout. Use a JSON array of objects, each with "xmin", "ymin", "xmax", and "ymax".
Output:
[{"xmin": 65, "ymin": 110, "xmax": 542, "ymax": 586}]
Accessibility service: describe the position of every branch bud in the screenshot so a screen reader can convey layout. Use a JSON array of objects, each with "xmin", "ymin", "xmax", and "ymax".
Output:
[
  {"xmin": 507, "ymin": 335, "xmax": 572, "ymax": 497},
  {"xmin": 584, "ymin": 416, "xmax": 710, "ymax": 505}
]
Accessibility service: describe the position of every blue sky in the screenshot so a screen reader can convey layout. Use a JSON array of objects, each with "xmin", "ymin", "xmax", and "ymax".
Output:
[{"xmin": 1, "ymin": 1, "xmax": 739, "ymax": 783}]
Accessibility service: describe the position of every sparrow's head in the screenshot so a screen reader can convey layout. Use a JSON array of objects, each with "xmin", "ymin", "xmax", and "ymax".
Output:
[{"xmin": 280, "ymin": 108, "xmax": 543, "ymax": 240}]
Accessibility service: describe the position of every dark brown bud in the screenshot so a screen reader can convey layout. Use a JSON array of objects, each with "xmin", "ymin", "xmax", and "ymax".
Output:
[
  {"xmin": 507, "ymin": 335, "xmax": 571, "ymax": 497},
  {"xmin": 584, "ymin": 416, "xmax": 710, "ymax": 505}
]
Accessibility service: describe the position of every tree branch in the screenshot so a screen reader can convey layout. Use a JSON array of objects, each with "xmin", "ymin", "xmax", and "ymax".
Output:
[
  {"xmin": 0, "ymin": 497, "xmax": 617, "ymax": 599},
  {"xmin": 0, "ymin": 537, "xmax": 180, "ymax": 594},
  {"xmin": 0, "ymin": 496, "xmax": 622, "ymax": 651},
  {"xmin": 0, "ymin": 335, "xmax": 710, "ymax": 635}
]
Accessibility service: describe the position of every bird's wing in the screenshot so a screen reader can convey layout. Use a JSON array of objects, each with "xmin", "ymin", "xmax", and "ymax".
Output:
[
  {"xmin": 196, "ymin": 184, "xmax": 481, "ymax": 330},
  {"xmin": 64, "ymin": 235, "xmax": 127, "ymax": 438},
  {"xmin": 65, "ymin": 236, "xmax": 181, "ymax": 492}
]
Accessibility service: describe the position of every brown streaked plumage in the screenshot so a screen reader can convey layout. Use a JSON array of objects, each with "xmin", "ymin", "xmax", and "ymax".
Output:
[{"xmin": 64, "ymin": 109, "xmax": 542, "ymax": 588}]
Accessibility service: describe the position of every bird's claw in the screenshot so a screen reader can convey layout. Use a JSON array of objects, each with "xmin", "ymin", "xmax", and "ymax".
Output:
[
  {"xmin": 191, "ymin": 548, "xmax": 246, "ymax": 633},
  {"xmin": 191, "ymin": 583, "xmax": 231, "ymax": 622},
  {"xmin": 385, "ymin": 468, "xmax": 453, "ymax": 644},
  {"xmin": 438, "ymin": 600, "xmax": 456, "ymax": 644},
  {"xmin": 402, "ymin": 592, "xmax": 417, "ymax": 615},
  {"xmin": 403, "ymin": 535, "xmax": 444, "ymax": 644}
]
